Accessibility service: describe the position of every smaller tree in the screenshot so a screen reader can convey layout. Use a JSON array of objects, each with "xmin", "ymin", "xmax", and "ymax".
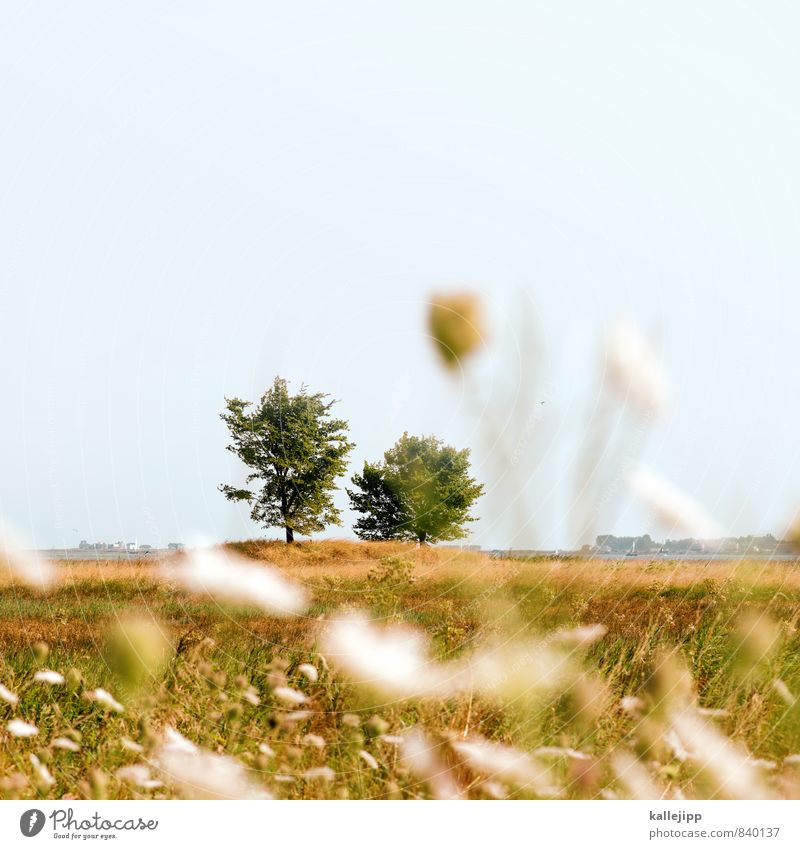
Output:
[
  {"xmin": 348, "ymin": 433, "xmax": 483, "ymax": 544},
  {"xmin": 220, "ymin": 377, "xmax": 354, "ymax": 543}
]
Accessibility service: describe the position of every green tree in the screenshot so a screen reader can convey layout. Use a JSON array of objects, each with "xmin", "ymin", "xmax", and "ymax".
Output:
[
  {"xmin": 220, "ymin": 377, "xmax": 354, "ymax": 543},
  {"xmin": 348, "ymin": 433, "xmax": 483, "ymax": 544}
]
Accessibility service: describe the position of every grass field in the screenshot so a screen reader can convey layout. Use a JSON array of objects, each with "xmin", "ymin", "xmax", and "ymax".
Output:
[{"xmin": 2, "ymin": 541, "xmax": 800, "ymax": 800}]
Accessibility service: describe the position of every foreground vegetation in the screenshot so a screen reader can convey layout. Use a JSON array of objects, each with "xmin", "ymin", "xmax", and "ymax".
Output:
[{"xmin": 2, "ymin": 541, "xmax": 800, "ymax": 800}]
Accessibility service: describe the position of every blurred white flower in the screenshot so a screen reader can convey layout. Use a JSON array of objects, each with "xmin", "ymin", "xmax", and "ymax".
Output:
[
  {"xmin": 452, "ymin": 737, "xmax": 558, "ymax": 795},
  {"xmin": 167, "ymin": 546, "xmax": 307, "ymax": 617},
  {"xmin": 611, "ymin": 750, "xmax": 666, "ymax": 800},
  {"xmin": 116, "ymin": 765, "xmax": 163, "ymax": 789},
  {"xmin": 604, "ymin": 320, "xmax": 669, "ymax": 416},
  {"xmin": 0, "ymin": 683, "xmax": 19, "ymax": 705},
  {"xmin": 273, "ymin": 687, "xmax": 306, "ymax": 706},
  {"xmin": 84, "ymin": 688, "xmax": 124, "ymax": 713},
  {"xmin": 358, "ymin": 750, "xmax": 379, "ymax": 770},
  {"xmin": 698, "ymin": 708, "xmax": 728, "ymax": 718},
  {"xmin": 302, "ymin": 766, "xmax": 335, "ymax": 782},
  {"xmin": 670, "ymin": 708, "xmax": 769, "ymax": 800},
  {"xmin": 772, "ymin": 679, "xmax": 796, "ymax": 706},
  {"xmin": 629, "ymin": 468, "xmax": 723, "ymax": 539},
  {"xmin": 282, "ymin": 710, "xmax": 312, "ymax": 723},
  {"xmin": 324, "ymin": 612, "xmax": 573, "ymax": 705},
  {"xmin": 302, "ymin": 733, "xmax": 325, "ymax": 749},
  {"xmin": 34, "ymin": 670, "xmax": 65, "ymax": 685},
  {"xmin": 749, "ymin": 758, "xmax": 777, "ymax": 771},
  {"xmin": 463, "ymin": 639, "xmax": 574, "ymax": 703},
  {"xmin": 664, "ymin": 729, "xmax": 690, "ymax": 763},
  {"xmin": 552, "ymin": 624, "xmax": 608, "ymax": 648},
  {"xmin": 258, "ymin": 743, "xmax": 275, "ymax": 758},
  {"xmin": 297, "ymin": 663, "xmax": 318, "ymax": 683},
  {"xmin": 0, "ymin": 522, "xmax": 55, "ymax": 591},
  {"xmin": 52, "ymin": 737, "xmax": 80, "ymax": 752},
  {"xmin": 29, "ymin": 754, "xmax": 54, "ymax": 787},
  {"xmin": 242, "ymin": 687, "xmax": 260, "ymax": 706},
  {"xmin": 322, "ymin": 613, "xmax": 453, "ymax": 700},
  {"xmin": 155, "ymin": 726, "xmax": 270, "ymax": 800},
  {"xmin": 161, "ymin": 727, "xmax": 198, "ymax": 754},
  {"xmin": 401, "ymin": 730, "xmax": 463, "ymax": 800},
  {"xmin": 621, "ymin": 696, "xmax": 645, "ymax": 714},
  {"xmin": 7, "ymin": 719, "xmax": 39, "ymax": 737},
  {"xmin": 120, "ymin": 737, "xmax": 144, "ymax": 754},
  {"xmin": 533, "ymin": 746, "xmax": 591, "ymax": 761}
]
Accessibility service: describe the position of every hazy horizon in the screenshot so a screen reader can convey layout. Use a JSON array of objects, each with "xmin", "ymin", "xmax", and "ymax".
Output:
[{"xmin": 3, "ymin": 2, "xmax": 800, "ymax": 550}]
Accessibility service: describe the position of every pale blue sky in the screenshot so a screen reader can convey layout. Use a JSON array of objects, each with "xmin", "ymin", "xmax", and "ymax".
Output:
[{"xmin": 1, "ymin": 2, "xmax": 799, "ymax": 549}]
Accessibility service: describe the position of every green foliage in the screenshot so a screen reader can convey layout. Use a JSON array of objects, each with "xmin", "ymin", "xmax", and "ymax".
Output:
[
  {"xmin": 220, "ymin": 377, "xmax": 354, "ymax": 542},
  {"xmin": 348, "ymin": 433, "xmax": 483, "ymax": 544}
]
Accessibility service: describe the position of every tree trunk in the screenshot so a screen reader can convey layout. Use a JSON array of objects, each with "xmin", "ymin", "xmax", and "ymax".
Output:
[
  {"xmin": 418, "ymin": 531, "xmax": 427, "ymax": 545},
  {"xmin": 285, "ymin": 526, "xmax": 295, "ymax": 544}
]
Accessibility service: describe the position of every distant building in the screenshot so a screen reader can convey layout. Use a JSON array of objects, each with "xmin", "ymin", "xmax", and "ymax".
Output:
[{"xmin": 167, "ymin": 542, "xmax": 184, "ymax": 551}]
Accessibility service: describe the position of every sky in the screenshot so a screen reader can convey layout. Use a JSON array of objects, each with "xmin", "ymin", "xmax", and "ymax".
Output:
[{"xmin": 1, "ymin": 1, "xmax": 800, "ymax": 550}]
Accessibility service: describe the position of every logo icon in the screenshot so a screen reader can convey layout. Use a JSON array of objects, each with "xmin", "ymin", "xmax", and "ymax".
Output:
[{"xmin": 20, "ymin": 810, "xmax": 46, "ymax": 837}]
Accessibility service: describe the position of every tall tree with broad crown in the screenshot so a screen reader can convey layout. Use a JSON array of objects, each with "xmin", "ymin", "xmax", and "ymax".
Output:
[
  {"xmin": 348, "ymin": 433, "xmax": 483, "ymax": 544},
  {"xmin": 220, "ymin": 377, "xmax": 354, "ymax": 543}
]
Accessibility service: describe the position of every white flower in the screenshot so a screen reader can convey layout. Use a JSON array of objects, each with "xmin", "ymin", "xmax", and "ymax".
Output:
[
  {"xmin": 29, "ymin": 754, "xmax": 54, "ymax": 786},
  {"xmin": 283, "ymin": 710, "xmax": 312, "ymax": 723},
  {"xmin": 322, "ymin": 613, "xmax": 453, "ymax": 700},
  {"xmin": 297, "ymin": 663, "xmax": 318, "ymax": 683},
  {"xmin": 697, "ymin": 707, "xmax": 729, "ymax": 718},
  {"xmin": 161, "ymin": 727, "xmax": 198, "ymax": 755},
  {"xmin": 0, "ymin": 522, "xmax": 55, "ymax": 591},
  {"xmin": 0, "ymin": 683, "xmax": 19, "ymax": 705},
  {"xmin": 302, "ymin": 766, "xmax": 335, "ymax": 782},
  {"xmin": 167, "ymin": 546, "xmax": 307, "ymax": 617},
  {"xmin": 401, "ymin": 730, "xmax": 463, "ymax": 800},
  {"xmin": 34, "ymin": 670, "xmax": 65, "ymax": 685},
  {"xmin": 358, "ymin": 750, "xmax": 379, "ymax": 770},
  {"xmin": 258, "ymin": 743, "xmax": 275, "ymax": 758},
  {"xmin": 84, "ymin": 688, "xmax": 124, "ymax": 713},
  {"xmin": 463, "ymin": 639, "xmax": 574, "ymax": 702},
  {"xmin": 533, "ymin": 746, "xmax": 591, "ymax": 761},
  {"xmin": 452, "ymin": 737, "xmax": 558, "ymax": 795},
  {"xmin": 7, "ymin": 719, "xmax": 39, "ymax": 737},
  {"xmin": 302, "ymin": 733, "xmax": 325, "ymax": 749},
  {"xmin": 52, "ymin": 737, "xmax": 80, "ymax": 752},
  {"xmin": 116, "ymin": 765, "xmax": 163, "ymax": 789},
  {"xmin": 552, "ymin": 624, "xmax": 607, "ymax": 648},
  {"xmin": 664, "ymin": 729, "xmax": 690, "ymax": 763},
  {"xmin": 120, "ymin": 737, "xmax": 144, "ymax": 754},
  {"xmin": 272, "ymin": 686, "xmax": 306, "ymax": 706},
  {"xmin": 670, "ymin": 708, "xmax": 769, "ymax": 800},
  {"xmin": 611, "ymin": 750, "xmax": 666, "ymax": 800},
  {"xmin": 621, "ymin": 696, "xmax": 644, "ymax": 714},
  {"xmin": 604, "ymin": 320, "xmax": 669, "ymax": 415},
  {"xmin": 155, "ymin": 726, "xmax": 270, "ymax": 800},
  {"xmin": 772, "ymin": 679, "xmax": 796, "ymax": 706},
  {"xmin": 629, "ymin": 467, "xmax": 723, "ymax": 539},
  {"xmin": 242, "ymin": 687, "xmax": 260, "ymax": 706}
]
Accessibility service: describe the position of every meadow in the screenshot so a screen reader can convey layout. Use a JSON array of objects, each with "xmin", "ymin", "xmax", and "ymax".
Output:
[{"xmin": 1, "ymin": 540, "xmax": 800, "ymax": 800}]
